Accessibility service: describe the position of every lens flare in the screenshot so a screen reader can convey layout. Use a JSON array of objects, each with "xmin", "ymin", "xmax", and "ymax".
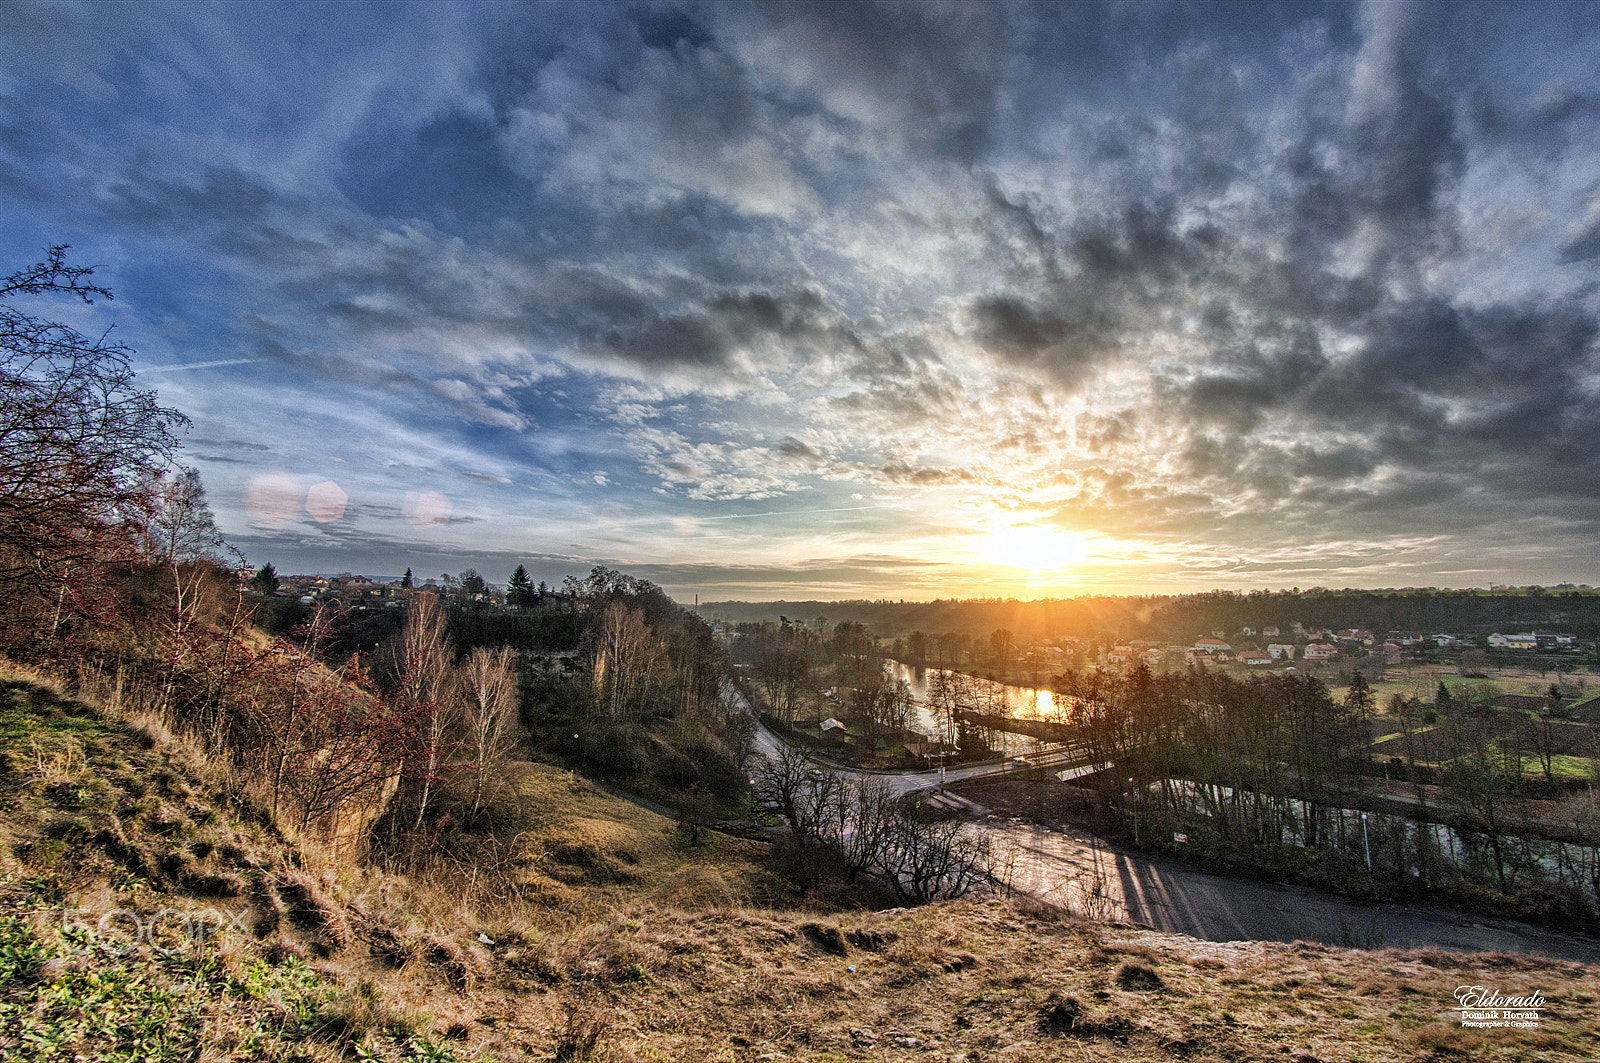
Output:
[
  {"xmin": 305, "ymin": 480, "xmax": 348, "ymax": 523},
  {"xmin": 246, "ymin": 472, "xmax": 300, "ymax": 527},
  {"xmin": 403, "ymin": 489, "xmax": 452, "ymax": 528}
]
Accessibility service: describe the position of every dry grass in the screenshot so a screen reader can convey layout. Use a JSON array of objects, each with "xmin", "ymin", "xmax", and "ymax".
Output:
[
  {"xmin": 7, "ymin": 667, "xmax": 1600, "ymax": 1062},
  {"xmin": 382, "ymin": 897, "xmax": 1594, "ymax": 1062},
  {"xmin": 0, "ymin": 653, "xmax": 67, "ymax": 692}
]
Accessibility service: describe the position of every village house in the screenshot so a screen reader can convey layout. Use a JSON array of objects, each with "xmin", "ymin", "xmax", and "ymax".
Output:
[
  {"xmin": 1302, "ymin": 642, "xmax": 1338, "ymax": 661},
  {"xmin": 1240, "ymin": 650, "xmax": 1272, "ymax": 667},
  {"xmin": 1267, "ymin": 643, "xmax": 1296, "ymax": 659}
]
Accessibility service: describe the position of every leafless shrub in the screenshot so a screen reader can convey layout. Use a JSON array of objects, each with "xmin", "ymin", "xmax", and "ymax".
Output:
[
  {"xmin": 552, "ymin": 996, "xmax": 610, "ymax": 1062},
  {"xmin": 754, "ymin": 751, "xmax": 991, "ymax": 903},
  {"xmin": 1051, "ymin": 867, "xmax": 1122, "ymax": 923}
]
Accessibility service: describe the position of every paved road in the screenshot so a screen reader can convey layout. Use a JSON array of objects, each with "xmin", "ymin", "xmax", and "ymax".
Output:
[
  {"xmin": 992, "ymin": 818, "xmax": 1600, "ymax": 963},
  {"xmin": 741, "ymin": 694, "xmax": 1600, "ymax": 962}
]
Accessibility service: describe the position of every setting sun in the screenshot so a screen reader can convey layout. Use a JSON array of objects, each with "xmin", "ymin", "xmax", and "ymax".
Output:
[{"xmin": 983, "ymin": 523, "xmax": 1090, "ymax": 574}]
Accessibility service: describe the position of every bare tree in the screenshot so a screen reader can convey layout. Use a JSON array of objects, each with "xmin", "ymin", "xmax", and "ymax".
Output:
[
  {"xmin": 817, "ymin": 774, "xmax": 899, "ymax": 883},
  {"xmin": 881, "ymin": 809, "xmax": 990, "ymax": 903},
  {"xmin": 386, "ymin": 593, "xmax": 456, "ymax": 829},
  {"xmin": 989, "ymin": 628, "xmax": 1014, "ymax": 673},
  {"xmin": 137, "ymin": 466, "xmax": 225, "ymax": 565},
  {"xmin": 756, "ymin": 645, "xmax": 811, "ymax": 725},
  {"xmin": 752, "ymin": 745, "xmax": 836, "ymax": 837},
  {"xmin": 459, "ymin": 645, "xmax": 522, "ymax": 825},
  {"xmin": 138, "ymin": 466, "xmax": 236, "ymax": 678},
  {"xmin": 1, "ymin": 246, "xmax": 188, "ymax": 632},
  {"xmin": 589, "ymin": 601, "xmax": 663, "ymax": 720},
  {"xmin": 850, "ymin": 671, "xmax": 914, "ymax": 752},
  {"xmin": 758, "ymin": 747, "xmax": 991, "ymax": 902}
]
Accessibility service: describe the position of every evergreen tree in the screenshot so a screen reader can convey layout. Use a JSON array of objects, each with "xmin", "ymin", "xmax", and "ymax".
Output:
[
  {"xmin": 1436, "ymin": 680, "xmax": 1452, "ymax": 703},
  {"xmin": 1345, "ymin": 672, "xmax": 1374, "ymax": 715},
  {"xmin": 507, "ymin": 564, "xmax": 535, "ymax": 609},
  {"xmin": 250, "ymin": 562, "xmax": 279, "ymax": 595},
  {"xmin": 1344, "ymin": 672, "xmax": 1375, "ymax": 753},
  {"xmin": 401, "ymin": 567, "xmax": 413, "ymax": 588}
]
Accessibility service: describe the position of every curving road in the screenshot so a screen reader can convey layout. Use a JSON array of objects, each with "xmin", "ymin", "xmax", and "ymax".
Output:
[
  {"xmin": 991, "ymin": 818, "xmax": 1600, "ymax": 962},
  {"xmin": 745, "ymin": 700, "xmax": 1600, "ymax": 963}
]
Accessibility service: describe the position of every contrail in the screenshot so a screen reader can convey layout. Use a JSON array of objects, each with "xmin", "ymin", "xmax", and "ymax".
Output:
[
  {"xmin": 140, "ymin": 358, "xmax": 255, "ymax": 373},
  {"xmin": 690, "ymin": 505, "xmax": 881, "ymax": 522}
]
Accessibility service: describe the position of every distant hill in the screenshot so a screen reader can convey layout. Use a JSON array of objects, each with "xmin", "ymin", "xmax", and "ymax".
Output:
[
  {"xmin": 698, "ymin": 588, "xmax": 1600, "ymax": 641},
  {"xmin": 695, "ymin": 596, "xmax": 1157, "ymax": 638}
]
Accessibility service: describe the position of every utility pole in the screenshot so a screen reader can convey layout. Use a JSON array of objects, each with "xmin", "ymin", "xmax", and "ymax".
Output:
[
  {"xmin": 1362, "ymin": 811, "xmax": 1371, "ymax": 871},
  {"xmin": 1129, "ymin": 777, "xmax": 1139, "ymax": 847}
]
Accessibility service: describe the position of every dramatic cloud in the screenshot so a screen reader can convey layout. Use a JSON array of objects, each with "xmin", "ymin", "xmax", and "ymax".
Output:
[{"xmin": 2, "ymin": 0, "xmax": 1597, "ymax": 596}]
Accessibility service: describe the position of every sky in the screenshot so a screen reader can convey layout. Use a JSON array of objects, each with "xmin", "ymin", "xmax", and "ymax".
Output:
[{"xmin": 4, "ymin": 0, "xmax": 1600, "ymax": 601}]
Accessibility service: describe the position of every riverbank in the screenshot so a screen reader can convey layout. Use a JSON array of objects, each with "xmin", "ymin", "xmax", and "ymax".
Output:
[{"xmin": 960, "ymin": 775, "xmax": 1600, "ymax": 963}]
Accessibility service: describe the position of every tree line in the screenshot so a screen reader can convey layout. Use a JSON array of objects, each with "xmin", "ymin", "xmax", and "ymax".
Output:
[
  {"xmin": 704, "ymin": 587, "xmax": 1600, "ymax": 643},
  {"xmin": 1055, "ymin": 665, "xmax": 1600, "ymax": 929}
]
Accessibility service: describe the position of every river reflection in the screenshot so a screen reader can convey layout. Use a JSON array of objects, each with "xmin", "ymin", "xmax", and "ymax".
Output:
[
  {"xmin": 886, "ymin": 660, "xmax": 1064, "ymax": 718},
  {"xmin": 885, "ymin": 660, "xmax": 1066, "ymax": 754}
]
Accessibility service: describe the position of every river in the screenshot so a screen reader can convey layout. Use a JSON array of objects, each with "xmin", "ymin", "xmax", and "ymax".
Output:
[{"xmin": 885, "ymin": 659, "xmax": 1063, "ymax": 755}]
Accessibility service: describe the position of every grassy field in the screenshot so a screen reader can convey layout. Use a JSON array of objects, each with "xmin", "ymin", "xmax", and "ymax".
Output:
[
  {"xmin": 1513, "ymin": 753, "xmax": 1597, "ymax": 780},
  {"xmin": 5, "ymin": 662, "xmax": 1600, "ymax": 1061}
]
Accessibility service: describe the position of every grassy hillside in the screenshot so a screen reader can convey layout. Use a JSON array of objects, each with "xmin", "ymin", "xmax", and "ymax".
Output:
[{"xmin": 5, "ymin": 663, "xmax": 1600, "ymax": 1061}]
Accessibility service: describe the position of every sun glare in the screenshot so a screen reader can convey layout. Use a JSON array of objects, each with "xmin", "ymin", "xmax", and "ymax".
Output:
[{"xmin": 984, "ymin": 524, "xmax": 1089, "ymax": 574}]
